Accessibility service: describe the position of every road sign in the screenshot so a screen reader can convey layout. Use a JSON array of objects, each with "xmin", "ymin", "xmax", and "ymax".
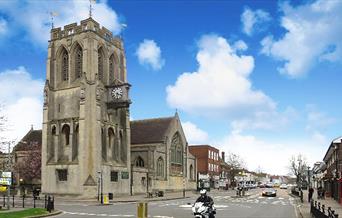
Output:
[
  {"xmin": 0, "ymin": 178, "xmax": 11, "ymax": 185},
  {"xmin": 1, "ymin": 172, "xmax": 11, "ymax": 178},
  {"xmin": 0, "ymin": 186, "xmax": 7, "ymax": 192}
]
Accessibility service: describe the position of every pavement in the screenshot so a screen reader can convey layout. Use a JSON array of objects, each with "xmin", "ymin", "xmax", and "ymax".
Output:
[
  {"xmin": 53, "ymin": 190, "xmax": 199, "ymax": 204},
  {"xmin": 293, "ymin": 189, "xmax": 342, "ymax": 218}
]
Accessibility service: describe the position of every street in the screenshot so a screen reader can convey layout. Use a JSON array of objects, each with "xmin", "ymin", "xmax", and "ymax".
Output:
[{"xmin": 52, "ymin": 189, "xmax": 299, "ymax": 218}]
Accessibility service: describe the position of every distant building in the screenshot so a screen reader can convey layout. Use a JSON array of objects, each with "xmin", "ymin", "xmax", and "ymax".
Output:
[
  {"xmin": 130, "ymin": 113, "xmax": 197, "ymax": 194},
  {"xmin": 322, "ymin": 136, "xmax": 342, "ymax": 201},
  {"xmin": 189, "ymin": 145, "xmax": 220, "ymax": 188}
]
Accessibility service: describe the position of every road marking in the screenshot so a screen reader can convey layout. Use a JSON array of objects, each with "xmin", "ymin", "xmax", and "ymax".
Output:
[{"xmin": 63, "ymin": 211, "xmax": 135, "ymax": 217}]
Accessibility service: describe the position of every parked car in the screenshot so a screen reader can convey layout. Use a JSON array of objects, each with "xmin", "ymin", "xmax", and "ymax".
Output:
[
  {"xmin": 266, "ymin": 183, "xmax": 274, "ymax": 188},
  {"xmin": 280, "ymin": 184, "xmax": 288, "ymax": 189},
  {"xmin": 262, "ymin": 188, "xmax": 277, "ymax": 197}
]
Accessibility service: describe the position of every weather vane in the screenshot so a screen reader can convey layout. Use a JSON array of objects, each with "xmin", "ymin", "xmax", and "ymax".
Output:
[
  {"xmin": 89, "ymin": 0, "xmax": 96, "ymax": 18},
  {"xmin": 49, "ymin": 11, "xmax": 58, "ymax": 29}
]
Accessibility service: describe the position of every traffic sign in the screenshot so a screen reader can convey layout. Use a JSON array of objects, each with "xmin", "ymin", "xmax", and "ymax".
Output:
[
  {"xmin": 0, "ymin": 178, "xmax": 11, "ymax": 185},
  {"xmin": 1, "ymin": 172, "xmax": 12, "ymax": 178}
]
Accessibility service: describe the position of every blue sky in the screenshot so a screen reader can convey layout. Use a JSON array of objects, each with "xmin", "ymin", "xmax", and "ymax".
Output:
[{"xmin": 0, "ymin": 0, "xmax": 341, "ymax": 175}]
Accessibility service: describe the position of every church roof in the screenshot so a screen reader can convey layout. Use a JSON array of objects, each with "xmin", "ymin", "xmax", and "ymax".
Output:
[
  {"xmin": 14, "ymin": 128, "xmax": 42, "ymax": 152},
  {"xmin": 130, "ymin": 116, "xmax": 174, "ymax": 145}
]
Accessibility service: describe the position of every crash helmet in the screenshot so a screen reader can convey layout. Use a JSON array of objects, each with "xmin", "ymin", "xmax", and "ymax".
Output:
[{"xmin": 200, "ymin": 189, "xmax": 207, "ymax": 196}]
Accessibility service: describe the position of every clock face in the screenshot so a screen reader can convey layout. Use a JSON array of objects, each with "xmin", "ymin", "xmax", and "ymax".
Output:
[{"xmin": 111, "ymin": 87, "xmax": 123, "ymax": 99}]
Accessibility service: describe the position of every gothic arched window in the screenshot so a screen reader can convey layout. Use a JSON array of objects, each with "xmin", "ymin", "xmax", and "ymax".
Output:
[
  {"xmin": 170, "ymin": 133, "xmax": 182, "ymax": 164},
  {"xmin": 157, "ymin": 157, "xmax": 164, "ymax": 177},
  {"xmin": 61, "ymin": 49, "xmax": 69, "ymax": 81},
  {"xmin": 190, "ymin": 164, "xmax": 194, "ymax": 180},
  {"xmin": 135, "ymin": 156, "xmax": 144, "ymax": 167},
  {"xmin": 98, "ymin": 48, "xmax": 104, "ymax": 81},
  {"xmin": 109, "ymin": 54, "xmax": 114, "ymax": 82},
  {"xmin": 108, "ymin": 128, "xmax": 114, "ymax": 148},
  {"xmin": 61, "ymin": 124, "xmax": 70, "ymax": 146},
  {"xmin": 119, "ymin": 53, "xmax": 125, "ymax": 81},
  {"xmin": 74, "ymin": 44, "xmax": 82, "ymax": 79}
]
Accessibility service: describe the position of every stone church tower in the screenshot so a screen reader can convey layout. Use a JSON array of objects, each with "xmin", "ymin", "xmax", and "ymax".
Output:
[{"xmin": 41, "ymin": 18, "xmax": 131, "ymax": 198}]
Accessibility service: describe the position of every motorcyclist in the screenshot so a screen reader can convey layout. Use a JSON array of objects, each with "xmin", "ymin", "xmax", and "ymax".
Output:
[{"xmin": 195, "ymin": 189, "xmax": 215, "ymax": 217}]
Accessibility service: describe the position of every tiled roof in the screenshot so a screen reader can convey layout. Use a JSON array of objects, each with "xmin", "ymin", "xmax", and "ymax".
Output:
[
  {"xmin": 130, "ymin": 117, "xmax": 174, "ymax": 145},
  {"xmin": 14, "ymin": 129, "xmax": 42, "ymax": 152}
]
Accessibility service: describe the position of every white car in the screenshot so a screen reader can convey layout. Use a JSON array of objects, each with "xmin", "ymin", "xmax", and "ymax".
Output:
[{"xmin": 280, "ymin": 184, "xmax": 288, "ymax": 189}]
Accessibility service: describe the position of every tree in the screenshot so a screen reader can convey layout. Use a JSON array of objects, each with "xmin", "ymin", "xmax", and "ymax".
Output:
[
  {"xmin": 13, "ymin": 141, "xmax": 41, "ymax": 184},
  {"xmin": 0, "ymin": 103, "xmax": 7, "ymax": 151},
  {"xmin": 225, "ymin": 152, "xmax": 246, "ymax": 186},
  {"xmin": 289, "ymin": 154, "xmax": 308, "ymax": 187}
]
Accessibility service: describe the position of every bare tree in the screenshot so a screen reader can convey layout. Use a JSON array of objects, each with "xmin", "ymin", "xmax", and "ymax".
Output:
[
  {"xmin": 225, "ymin": 152, "xmax": 246, "ymax": 186},
  {"xmin": 289, "ymin": 154, "xmax": 308, "ymax": 187},
  {"xmin": 0, "ymin": 103, "xmax": 9, "ymax": 153}
]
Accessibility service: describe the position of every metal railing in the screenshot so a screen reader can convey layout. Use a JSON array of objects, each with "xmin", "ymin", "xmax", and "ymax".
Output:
[
  {"xmin": 311, "ymin": 200, "xmax": 339, "ymax": 218},
  {"xmin": 1, "ymin": 194, "xmax": 54, "ymax": 212}
]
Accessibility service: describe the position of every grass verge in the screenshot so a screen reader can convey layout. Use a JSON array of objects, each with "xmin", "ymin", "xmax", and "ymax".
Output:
[{"xmin": 0, "ymin": 208, "xmax": 49, "ymax": 218}]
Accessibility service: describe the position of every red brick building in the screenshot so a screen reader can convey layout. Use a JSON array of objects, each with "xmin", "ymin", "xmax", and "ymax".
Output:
[{"xmin": 189, "ymin": 145, "xmax": 220, "ymax": 188}]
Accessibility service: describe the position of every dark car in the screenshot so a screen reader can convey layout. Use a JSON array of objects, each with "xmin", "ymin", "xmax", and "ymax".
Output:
[{"xmin": 262, "ymin": 188, "xmax": 277, "ymax": 197}]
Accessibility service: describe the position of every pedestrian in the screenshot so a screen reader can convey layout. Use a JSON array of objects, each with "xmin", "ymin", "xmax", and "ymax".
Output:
[{"xmin": 308, "ymin": 187, "xmax": 314, "ymax": 202}]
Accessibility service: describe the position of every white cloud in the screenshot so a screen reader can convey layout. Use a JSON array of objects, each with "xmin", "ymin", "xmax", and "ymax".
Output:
[
  {"xmin": 231, "ymin": 106, "xmax": 298, "ymax": 131},
  {"xmin": 216, "ymin": 130, "xmax": 327, "ymax": 175},
  {"xmin": 182, "ymin": 121, "xmax": 209, "ymax": 144},
  {"xmin": 233, "ymin": 40, "xmax": 248, "ymax": 51},
  {"xmin": 260, "ymin": 0, "xmax": 342, "ymax": 78},
  {"xmin": 241, "ymin": 7, "xmax": 271, "ymax": 36},
  {"xmin": 166, "ymin": 34, "xmax": 278, "ymax": 125},
  {"xmin": 0, "ymin": 0, "xmax": 122, "ymax": 47},
  {"xmin": 0, "ymin": 67, "xmax": 44, "ymax": 144},
  {"xmin": 305, "ymin": 105, "xmax": 336, "ymax": 132},
  {"xmin": 136, "ymin": 39, "xmax": 165, "ymax": 71},
  {"xmin": 0, "ymin": 18, "xmax": 8, "ymax": 35}
]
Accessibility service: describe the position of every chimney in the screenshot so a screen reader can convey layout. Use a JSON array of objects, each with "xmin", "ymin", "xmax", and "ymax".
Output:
[{"xmin": 222, "ymin": 151, "xmax": 225, "ymax": 162}]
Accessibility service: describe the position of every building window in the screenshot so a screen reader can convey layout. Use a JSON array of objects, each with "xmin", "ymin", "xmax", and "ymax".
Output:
[
  {"xmin": 98, "ymin": 48, "xmax": 104, "ymax": 81},
  {"xmin": 157, "ymin": 157, "xmax": 164, "ymax": 177},
  {"xmin": 135, "ymin": 156, "xmax": 144, "ymax": 167},
  {"xmin": 190, "ymin": 164, "xmax": 194, "ymax": 180},
  {"xmin": 110, "ymin": 171, "xmax": 118, "ymax": 182},
  {"xmin": 61, "ymin": 124, "xmax": 70, "ymax": 146},
  {"xmin": 119, "ymin": 53, "xmax": 125, "ymax": 81},
  {"xmin": 62, "ymin": 50, "xmax": 69, "ymax": 81},
  {"xmin": 57, "ymin": 169, "xmax": 67, "ymax": 181},
  {"xmin": 74, "ymin": 44, "xmax": 82, "ymax": 78},
  {"xmin": 170, "ymin": 133, "xmax": 183, "ymax": 164}
]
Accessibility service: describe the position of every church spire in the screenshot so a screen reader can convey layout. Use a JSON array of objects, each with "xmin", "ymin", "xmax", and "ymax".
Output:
[{"xmin": 89, "ymin": 0, "xmax": 96, "ymax": 18}]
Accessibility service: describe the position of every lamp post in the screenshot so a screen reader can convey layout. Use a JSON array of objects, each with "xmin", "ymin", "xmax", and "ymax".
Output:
[{"xmin": 307, "ymin": 166, "xmax": 311, "ymax": 188}]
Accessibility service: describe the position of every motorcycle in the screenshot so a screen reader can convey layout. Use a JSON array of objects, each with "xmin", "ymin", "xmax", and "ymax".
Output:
[{"xmin": 192, "ymin": 202, "xmax": 216, "ymax": 218}]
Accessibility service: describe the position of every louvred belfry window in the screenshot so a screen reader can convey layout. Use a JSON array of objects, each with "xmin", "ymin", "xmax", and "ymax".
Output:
[{"xmin": 75, "ymin": 44, "xmax": 82, "ymax": 78}]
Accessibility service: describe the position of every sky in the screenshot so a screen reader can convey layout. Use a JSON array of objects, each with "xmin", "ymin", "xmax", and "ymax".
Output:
[{"xmin": 0, "ymin": 0, "xmax": 341, "ymax": 175}]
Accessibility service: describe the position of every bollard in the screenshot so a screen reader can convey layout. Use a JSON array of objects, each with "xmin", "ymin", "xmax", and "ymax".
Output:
[
  {"xmin": 52, "ymin": 196, "xmax": 54, "ymax": 210},
  {"xmin": 22, "ymin": 194, "xmax": 25, "ymax": 208},
  {"xmin": 44, "ymin": 195, "xmax": 47, "ymax": 209},
  {"xmin": 12, "ymin": 195, "xmax": 14, "ymax": 208},
  {"xmin": 137, "ymin": 202, "xmax": 148, "ymax": 218},
  {"xmin": 34, "ymin": 195, "xmax": 36, "ymax": 208},
  {"xmin": 322, "ymin": 204, "xmax": 325, "ymax": 213}
]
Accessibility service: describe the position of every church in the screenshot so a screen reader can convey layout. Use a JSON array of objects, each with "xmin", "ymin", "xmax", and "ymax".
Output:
[{"xmin": 40, "ymin": 17, "xmax": 196, "ymax": 198}]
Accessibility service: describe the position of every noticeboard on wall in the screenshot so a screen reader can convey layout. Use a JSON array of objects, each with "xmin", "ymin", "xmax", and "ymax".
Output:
[{"xmin": 121, "ymin": 172, "xmax": 129, "ymax": 179}]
